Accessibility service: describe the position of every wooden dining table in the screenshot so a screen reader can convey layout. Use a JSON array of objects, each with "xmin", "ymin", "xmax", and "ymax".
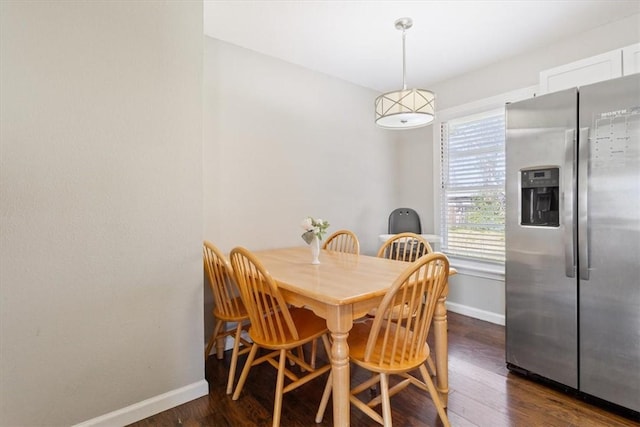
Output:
[{"xmin": 253, "ymin": 246, "xmax": 455, "ymax": 426}]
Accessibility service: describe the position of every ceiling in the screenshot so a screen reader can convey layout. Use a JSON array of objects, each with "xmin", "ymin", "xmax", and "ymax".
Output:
[{"xmin": 204, "ymin": 1, "xmax": 640, "ymax": 93}]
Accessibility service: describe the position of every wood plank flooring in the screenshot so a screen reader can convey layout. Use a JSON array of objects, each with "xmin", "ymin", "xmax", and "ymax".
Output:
[{"xmin": 129, "ymin": 312, "xmax": 639, "ymax": 426}]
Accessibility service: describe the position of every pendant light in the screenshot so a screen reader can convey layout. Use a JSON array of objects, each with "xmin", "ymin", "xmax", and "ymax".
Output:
[{"xmin": 375, "ymin": 18, "xmax": 435, "ymax": 129}]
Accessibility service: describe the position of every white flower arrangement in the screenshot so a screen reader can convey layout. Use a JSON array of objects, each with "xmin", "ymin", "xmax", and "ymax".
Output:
[{"xmin": 301, "ymin": 217, "xmax": 330, "ymax": 244}]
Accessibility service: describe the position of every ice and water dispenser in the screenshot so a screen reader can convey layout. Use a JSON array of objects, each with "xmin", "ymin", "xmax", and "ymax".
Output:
[{"xmin": 520, "ymin": 168, "xmax": 559, "ymax": 227}]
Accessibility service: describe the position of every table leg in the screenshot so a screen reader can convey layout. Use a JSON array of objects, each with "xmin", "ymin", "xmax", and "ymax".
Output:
[
  {"xmin": 433, "ymin": 285, "xmax": 449, "ymax": 407},
  {"xmin": 326, "ymin": 305, "xmax": 353, "ymax": 427}
]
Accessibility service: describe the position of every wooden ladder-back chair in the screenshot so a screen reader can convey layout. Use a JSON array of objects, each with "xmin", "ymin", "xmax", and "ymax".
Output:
[
  {"xmin": 322, "ymin": 229, "xmax": 360, "ymax": 254},
  {"xmin": 229, "ymin": 247, "xmax": 332, "ymax": 427},
  {"xmin": 317, "ymin": 228, "xmax": 359, "ymax": 361},
  {"xmin": 316, "ymin": 253, "xmax": 451, "ymax": 427},
  {"xmin": 203, "ymin": 241, "xmax": 252, "ymax": 395},
  {"xmin": 375, "ymin": 232, "xmax": 436, "ymax": 376},
  {"xmin": 377, "ymin": 232, "xmax": 433, "ymax": 262}
]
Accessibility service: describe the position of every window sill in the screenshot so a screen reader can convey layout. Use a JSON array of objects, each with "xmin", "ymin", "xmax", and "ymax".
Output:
[{"xmin": 447, "ymin": 256, "xmax": 505, "ymax": 281}]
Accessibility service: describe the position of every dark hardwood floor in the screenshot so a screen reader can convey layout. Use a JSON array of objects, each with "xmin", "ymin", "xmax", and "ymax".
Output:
[{"xmin": 129, "ymin": 312, "xmax": 639, "ymax": 426}]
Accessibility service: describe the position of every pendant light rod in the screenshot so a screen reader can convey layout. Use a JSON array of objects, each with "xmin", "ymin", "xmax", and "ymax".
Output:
[
  {"xmin": 402, "ymin": 27, "xmax": 407, "ymax": 90},
  {"xmin": 395, "ymin": 17, "xmax": 413, "ymax": 90}
]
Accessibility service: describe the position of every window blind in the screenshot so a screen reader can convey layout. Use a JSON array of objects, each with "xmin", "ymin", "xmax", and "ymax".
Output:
[{"xmin": 440, "ymin": 109, "xmax": 505, "ymax": 263}]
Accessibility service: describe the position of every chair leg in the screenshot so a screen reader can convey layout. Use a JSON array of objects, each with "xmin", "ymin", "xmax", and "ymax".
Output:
[
  {"xmin": 419, "ymin": 365, "xmax": 450, "ymax": 427},
  {"xmin": 369, "ymin": 371, "xmax": 378, "ymax": 395},
  {"xmin": 204, "ymin": 333, "xmax": 216, "ymax": 361},
  {"xmin": 315, "ymin": 333, "xmax": 334, "ymax": 422},
  {"xmin": 272, "ymin": 349, "xmax": 287, "ymax": 427},
  {"xmin": 232, "ymin": 344, "xmax": 259, "ymax": 401},
  {"xmin": 226, "ymin": 322, "xmax": 244, "ymax": 395},
  {"xmin": 426, "ymin": 354, "xmax": 437, "ymax": 377},
  {"xmin": 315, "ymin": 371, "xmax": 332, "ymax": 423},
  {"xmin": 297, "ymin": 346, "xmax": 305, "ymax": 371},
  {"xmin": 205, "ymin": 319, "xmax": 224, "ymax": 360},
  {"xmin": 216, "ymin": 321, "xmax": 227, "ymax": 359},
  {"xmin": 310, "ymin": 339, "xmax": 318, "ymax": 369},
  {"xmin": 379, "ymin": 373, "xmax": 393, "ymax": 427}
]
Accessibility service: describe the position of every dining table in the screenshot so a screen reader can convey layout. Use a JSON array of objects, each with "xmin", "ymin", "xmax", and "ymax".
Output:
[{"xmin": 253, "ymin": 246, "xmax": 456, "ymax": 427}]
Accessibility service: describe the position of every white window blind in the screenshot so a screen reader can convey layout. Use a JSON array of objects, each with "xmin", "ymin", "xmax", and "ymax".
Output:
[{"xmin": 440, "ymin": 109, "xmax": 505, "ymax": 263}]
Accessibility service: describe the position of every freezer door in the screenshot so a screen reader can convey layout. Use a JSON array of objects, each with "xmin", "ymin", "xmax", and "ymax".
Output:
[
  {"xmin": 505, "ymin": 88, "xmax": 578, "ymax": 388},
  {"xmin": 578, "ymin": 73, "xmax": 640, "ymax": 412}
]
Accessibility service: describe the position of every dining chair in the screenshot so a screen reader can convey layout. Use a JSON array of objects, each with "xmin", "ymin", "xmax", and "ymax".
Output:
[
  {"xmin": 377, "ymin": 232, "xmax": 433, "ymax": 262},
  {"xmin": 203, "ymin": 241, "xmax": 252, "ymax": 395},
  {"xmin": 322, "ymin": 229, "xmax": 360, "ymax": 254},
  {"xmin": 229, "ymin": 246, "xmax": 332, "ymax": 427},
  {"xmin": 316, "ymin": 253, "xmax": 451, "ymax": 427},
  {"xmin": 376, "ymin": 232, "xmax": 436, "ymax": 376},
  {"xmin": 317, "ymin": 228, "xmax": 360, "ymax": 363}
]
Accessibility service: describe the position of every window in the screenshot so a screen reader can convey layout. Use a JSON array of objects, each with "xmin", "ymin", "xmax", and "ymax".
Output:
[{"xmin": 440, "ymin": 108, "xmax": 505, "ymax": 263}]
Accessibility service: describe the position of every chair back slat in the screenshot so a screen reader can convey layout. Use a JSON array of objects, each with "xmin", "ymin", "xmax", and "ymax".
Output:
[
  {"xmin": 364, "ymin": 253, "xmax": 449, "ymax": 369},
  {"xmin": 322, "ymin": 229, "xmax": 360, "ymax": 254},
  {"xmin": 377, "ymin": 232, "xmax": 432, "ymax": 262},
  {"xmin": 230, "ymin": 247, "xmax": 299, "ymax": 344},
  {"xmin": 203, "ymin": 241, "xmax": 244, "ymax": 318}
]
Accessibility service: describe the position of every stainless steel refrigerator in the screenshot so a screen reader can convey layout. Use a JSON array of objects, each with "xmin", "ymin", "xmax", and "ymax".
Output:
[{"xmin": 505, "ymin": 73, "xmax": 640, "ymax": 414}]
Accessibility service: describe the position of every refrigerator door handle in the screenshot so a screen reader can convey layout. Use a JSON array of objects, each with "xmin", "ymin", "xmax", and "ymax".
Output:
[
  {"xmin": 564, "ymin": 129, "xmax": 576, "ymax": 278},
  {"xmin": 578, "ymin": 127, "xmax": 590, "ymax": 280}
]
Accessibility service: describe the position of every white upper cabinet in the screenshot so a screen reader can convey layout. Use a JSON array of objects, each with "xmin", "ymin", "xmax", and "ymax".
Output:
[
  {"xmin": 539, "ymin": 49, "xmax": 623, "ymax": 94},
  {"xmin": 539, "ymin": 43, "xmax": 640, "ymax": 94},
  {"xmin": 622, "ymin": 42, "xmax": 640, "ymax": 75}
]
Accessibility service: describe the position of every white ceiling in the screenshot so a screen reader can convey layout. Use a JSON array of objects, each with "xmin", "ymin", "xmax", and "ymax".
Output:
[{"xmin": 204, "ymin": 1, "xmax": 640, "ymax": 93}]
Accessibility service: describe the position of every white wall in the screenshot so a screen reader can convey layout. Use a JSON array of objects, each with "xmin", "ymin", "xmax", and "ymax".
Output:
[
  {"xmin": 203, "ymin": 37, "xmax": 432, "ymax": 256},
  {"xmin": 393, "ymin": 132, "xmax": 436, "ymax": 231},
  {"xmin": 0, "ymin": 2, "xmax": 205, "ymax": 425},
  {"xmin": 398, "ymin": 13, "xmax": 640, "ymax": 323}
]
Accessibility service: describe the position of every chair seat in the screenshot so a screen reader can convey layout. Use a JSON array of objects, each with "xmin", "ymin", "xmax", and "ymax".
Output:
[
  {"xmin": 213, "ymin": 296, "xmax": 249, "ymax": 322},
  {"xmin": 249, "ymin": 307, "xmax": 328, "ymax": 349},
  {"xmin": 348, "ymin": 319, "xmax": 429, "ymax": 374}
]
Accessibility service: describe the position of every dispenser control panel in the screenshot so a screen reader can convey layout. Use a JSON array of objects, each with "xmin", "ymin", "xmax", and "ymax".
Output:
[{"xmin": 521, "ymin": 169, "xmax": 559, "ymax": 188}]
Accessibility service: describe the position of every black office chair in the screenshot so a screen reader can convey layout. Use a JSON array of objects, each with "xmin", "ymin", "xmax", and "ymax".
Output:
[{"xmin": 388, "ymin": 208, "xmax": 421, "ymax": 234}]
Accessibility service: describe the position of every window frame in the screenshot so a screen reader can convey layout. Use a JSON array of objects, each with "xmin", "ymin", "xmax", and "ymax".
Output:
[{"xmin": 432, "ymin": 86, "xmax": 536, "ymax": 280}]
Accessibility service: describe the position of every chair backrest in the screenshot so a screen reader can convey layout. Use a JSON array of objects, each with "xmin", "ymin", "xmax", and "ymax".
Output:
[
  {"xmin": 364, "ymin": 253, "xmax": 449, "ymax": 369},
  {"xmin": 377, "ymin": 232, "xmax": 433, "ymax": 262},
  {"xmin": 229, "ymin": 246, "xmax": 299, "ymax": 344},
  {"xmin": 203, "ymin": 240, "xmax": 245, "ymax": 319},
  {"xmin": 388, "ymin": 208, "xmax": 421, "ymax": 234},
  {"xmin": 322, "ymin": 229, "xmax": 360, "ymax": 254}
]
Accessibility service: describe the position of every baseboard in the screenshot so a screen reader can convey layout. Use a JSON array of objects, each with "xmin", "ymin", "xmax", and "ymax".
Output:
[
  {"xmin": 72, "ymin": 379, "xmax": 209, "ymax": 427},
  {"xmin": 446, "ymin": 301, "xmax": 505, "ymax": 326}
]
